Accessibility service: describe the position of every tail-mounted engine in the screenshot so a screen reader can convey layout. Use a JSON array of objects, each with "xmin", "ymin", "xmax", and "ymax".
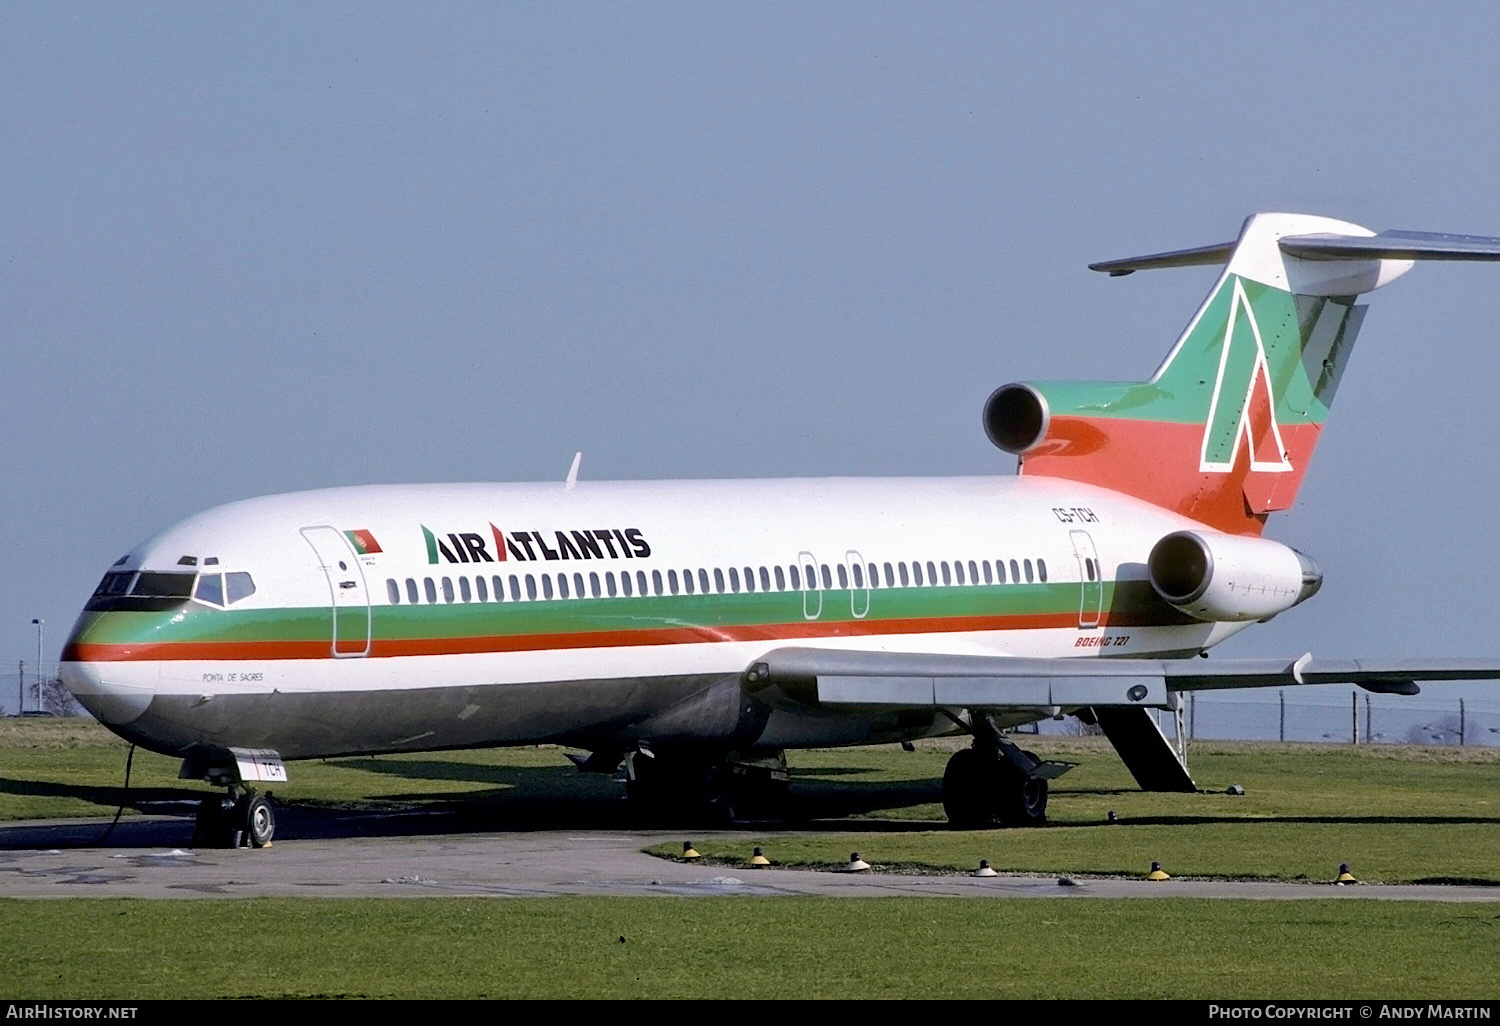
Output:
[
  {"xmin": 983, "ymin": 383, "xmax": 1050, "ymax": 454},
  {"xmin": 1148, "ymin": 530, "xmax": 1322, "ymax": 622}
]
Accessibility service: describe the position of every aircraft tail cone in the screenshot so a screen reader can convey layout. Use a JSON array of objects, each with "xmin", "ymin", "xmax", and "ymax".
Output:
[
  {"xmin": 972, "ymin": 859, "xmax": 998, "ymax": 878},
  {"xmin": 748, "ymin": 846, "xmax": 771, "ymax": 867},
  {"xmin": 1147, "ymin": 860, "xmax": 1170, "ymax": 881}
]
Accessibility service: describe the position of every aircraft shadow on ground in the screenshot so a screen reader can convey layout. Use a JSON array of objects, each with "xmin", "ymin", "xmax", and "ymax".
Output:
[{"xmin": 1, "ymin": 758, "xmax": 1495, "ymax": 849}]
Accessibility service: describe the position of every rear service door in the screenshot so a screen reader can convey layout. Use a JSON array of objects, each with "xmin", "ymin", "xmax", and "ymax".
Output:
[{"xmin": 300, "ymin": 526, "xmax": 372, "ymax": 657}]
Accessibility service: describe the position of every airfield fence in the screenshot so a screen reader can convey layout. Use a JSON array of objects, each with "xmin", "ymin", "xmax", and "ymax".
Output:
[
  {"xmin": 1, "ymin": 665, "xmax": 82, "ymax": 718},
  {"xmin": 1029, "ymin": 689, "xmax": 1500, "ymax": 747}
]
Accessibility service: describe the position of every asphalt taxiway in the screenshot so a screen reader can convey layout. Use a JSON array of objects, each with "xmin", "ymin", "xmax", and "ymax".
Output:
[{"xmin": 0, "ymin": 813, "xmax": 1496, "ymax": 901}]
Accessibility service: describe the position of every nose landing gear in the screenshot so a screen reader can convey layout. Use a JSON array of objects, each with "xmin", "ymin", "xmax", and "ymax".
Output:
[
  {"xmin": 180, "ymin": 745, "xmax": 286, "ymax": 849},
  {"xmin": 192, "ymin": 786, "xmax": 276, "ymax": 849}
]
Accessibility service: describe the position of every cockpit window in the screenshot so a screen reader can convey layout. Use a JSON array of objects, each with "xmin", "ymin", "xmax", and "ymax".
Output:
[
  {"xmin": 131, "ymin": 572, "xmax": 197, "ymax": 598},
  {"xmin": 195, "ymin": 573, "xmax": 225, "ymax": 606},
  {"xmin": 85, "ymin": 568, "xmax": 255, "ymax": 611},
  {"xmin": 92, "ymin": 571, "xmax": 135, "ymax": 600},
  {"xmin": 226, "ymin": 572, "xmax": 256, "ymax": 604}
]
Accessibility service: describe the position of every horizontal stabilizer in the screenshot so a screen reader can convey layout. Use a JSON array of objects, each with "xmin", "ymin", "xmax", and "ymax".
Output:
[
  {"xmin": 1088, "ymin": 241, "xmax": 1234, "ymax": 276},
  {"xmin": 1279, "ymin": 229, "xmax": 1500, "ymax": 262},
  {"xmin": 1091, "ymin": 226, "xmax": 1500, "ymax": 275}
]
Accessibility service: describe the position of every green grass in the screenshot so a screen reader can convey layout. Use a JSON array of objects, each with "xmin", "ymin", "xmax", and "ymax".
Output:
[
  {"xmin": 649, "ymin": 738, "xmax": 1500, "ymax": 884},
  {"xmin": 3, "ymin": 720, "xmax": 1498, "ymax": 883},
  {"xmin": 3, "ymin": 897, "xmax": 1497, "ymax": 999}
]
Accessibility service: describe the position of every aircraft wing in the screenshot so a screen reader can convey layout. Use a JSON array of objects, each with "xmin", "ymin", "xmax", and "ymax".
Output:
[
  {"xmin": 745, "ymin": 646, "xmax": 1500, "ymax": 710},
  {"xmin": 745, "ymin": 648, "xmax": 1500, "ymax": 793}
]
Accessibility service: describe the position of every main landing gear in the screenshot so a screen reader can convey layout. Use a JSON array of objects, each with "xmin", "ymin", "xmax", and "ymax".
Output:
[
  {"xmin": 624, "ymin": 748, "xmax": 789, "ymax": 824},
  {"xmin": 941, "ymin": 716, "xmax": 1061, "ymax": 827},
  {"xmin": 192, "ymin": 786, "xmax": 275, "ymax": 849}
]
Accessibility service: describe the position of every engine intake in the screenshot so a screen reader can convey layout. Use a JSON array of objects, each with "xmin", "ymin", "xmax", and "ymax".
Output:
[
  {"xmin": 982, "ymin": 383, "xmax": 1049, "ymax": 454},
  {"xmin": 1148, "ymin": 530, "xmax": 1322, "ymax": 622}
]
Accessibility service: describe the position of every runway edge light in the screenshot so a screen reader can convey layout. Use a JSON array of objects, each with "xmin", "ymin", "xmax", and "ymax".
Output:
[
  {"xmin": 843, "ymin": 852, "xmax": 871, "ymax": 872},
  {"xmin": 681, "ymin": 841, "xmax": 700, "ymax": 859},
  {"xmin": 1147, "ymin": 861, "xmax": 1170, "ymax": 881},
  {"xmin": 1337, "ymin": 863, "xmax": 1357, "ymax": 884},
  {"xmin": 749, "ymin": 846, "xmax": 770, "ymax": 867},
  {"xmin": 972, "ymin": 859, "xmax": 997, "ymax": 878}
]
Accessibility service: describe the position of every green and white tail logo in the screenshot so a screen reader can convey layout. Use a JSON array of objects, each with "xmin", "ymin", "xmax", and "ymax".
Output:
[{"xmin": 1198, "ymin": 278, "xmax": 1292, "ymax": 474}]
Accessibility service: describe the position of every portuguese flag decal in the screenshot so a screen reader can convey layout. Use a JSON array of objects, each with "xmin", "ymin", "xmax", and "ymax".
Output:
[{"xmin": 344, "ymin": 529, "xmax": 383, "ymax": 554}]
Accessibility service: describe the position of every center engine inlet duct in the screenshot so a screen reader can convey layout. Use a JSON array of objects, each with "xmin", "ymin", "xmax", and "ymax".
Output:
[{"xmin": 1148, "ymin": 530, "xmax": 1322, "ymax": 622}]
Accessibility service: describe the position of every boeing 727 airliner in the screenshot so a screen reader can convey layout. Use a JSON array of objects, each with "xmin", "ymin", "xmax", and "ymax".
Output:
[{"xmin": 59, "ymin": 213, "xmax": 1500, "ymax": 847}]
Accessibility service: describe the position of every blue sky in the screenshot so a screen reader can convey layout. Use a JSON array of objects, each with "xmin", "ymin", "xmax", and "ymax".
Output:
[{"xmin": 4, "ymin": 3, "xmax": 1500, "ymax": 716}]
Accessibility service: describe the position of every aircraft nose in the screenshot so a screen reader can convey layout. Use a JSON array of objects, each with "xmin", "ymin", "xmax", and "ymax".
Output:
[{"xmin": 58, "ymin": 660, "xmax": 152, "ymax": 727}]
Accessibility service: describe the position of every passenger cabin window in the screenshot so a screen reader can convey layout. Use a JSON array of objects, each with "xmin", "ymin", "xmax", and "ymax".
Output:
[
  {"xmin": 1038, "ymin": 559, "xmax": 1048, "ymax": 583},
  {"xmin": 837, "ymin": 564, "xmax": 848, "ymax": 589},
  {"xmin": 1024, "ymin": 559, "xmax": 1034, "ymax": 583},
  {"xmin": 459, "ymin": 577, "xmax": 472, "ymax": 602},
  {"xmin": 424, "ymin": 578, "xmax": 437, "ymax": 603},
  {"xmin": 385, "ymin": 579, "xmax": 399, "ymax": 605},
  {"xmin": 406, "ymin": 578, "xmax": 419, "ymax": 604},
  {"xmin": 442, "ymin": 577, "xmax": 456, "ymax": 603},
  {"xmin": 476, "ymin": 576, "xmax": 488, "ymax": 601}
]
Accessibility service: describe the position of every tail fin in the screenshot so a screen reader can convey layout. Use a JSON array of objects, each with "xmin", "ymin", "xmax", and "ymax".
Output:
[{"xmin": 984, "ymin": 213, "xmax": 1500, "ymax": 534}]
